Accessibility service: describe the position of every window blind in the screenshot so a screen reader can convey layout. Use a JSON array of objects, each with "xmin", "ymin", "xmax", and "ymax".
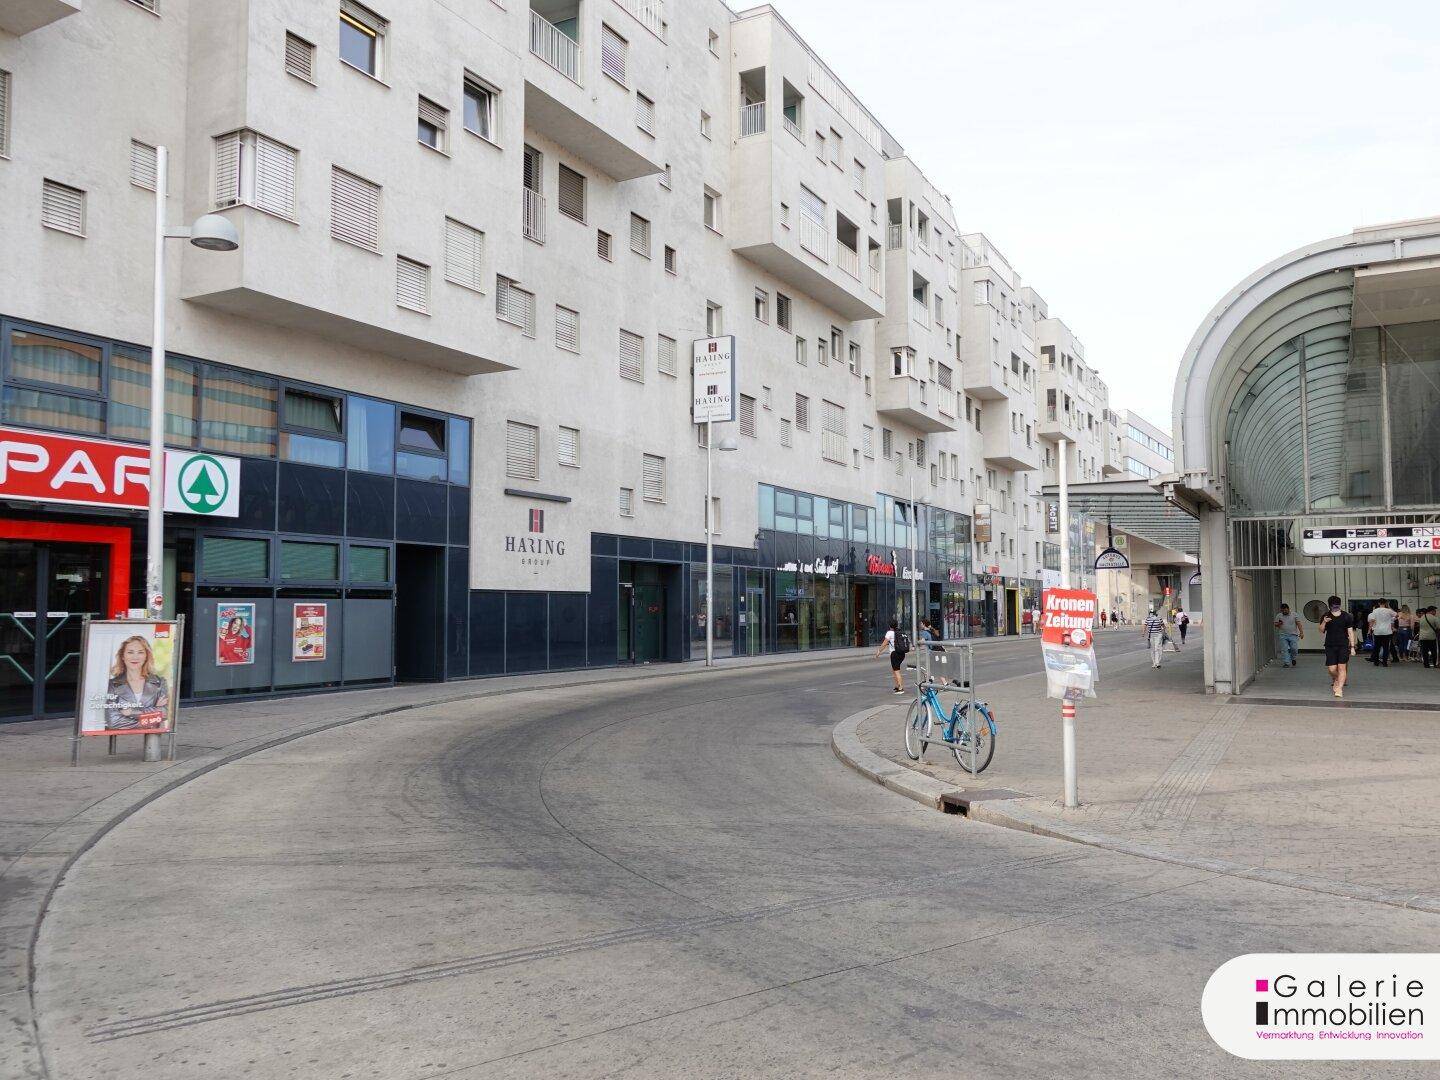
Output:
[
  {"xmin": 204, "ymin": 536, "xmax": 267, "ymax": 580},
  {"xmin": 213, "ymin": 131, "xmax": 241, "ymax": 207},
  {"xmin": 557, "ymin": 426, "xmax": 578, "ymax": 467},
  {"xmin": 349, "ymin": 545, "xmax": 389, "ymax": 583},
  {"xmin": 635, "ymin": 92, "xmax": 654, "ymax": 134},
  {"xmin": 795, "ymin": 394, "xmax": 809, "ymax": 431},
  {"xmin": 0, "ymin": 70, "xmax": 10, "ymax": 158},
  {"xmin": 641, "ymin": 454, "xmax": 664, "ymax": 502},
  {"xmin": 444, "ymin": 217, "xmax": 484, "ymax": 291},
  {"xmin": 657, "ymin": 335, "xmax": 677, "ymax": 376},
  {"xmin": 254, "ymin": 135, "xmax": 297, "ymax": 219},
  {"xmin": 505, "ymin": 421, "xmax": 539, "ymax": 480},
  {"xmin": 780, "ymin": 419, "xmax": 792, "ymax": 447},
  {"xmin": 129, "ymin": 140, "xmax": 158, "ymax": 191},
  {"xmin": 739, "ymin": 395, "xmax": 756, "ymax": 437},
  {"xmin": 629, "ymin": 213, "xmax": 649, "ymax": 256},
  {"xmin": 619, "ymin": 487, "xmax": 634, "ymax": 516},
  {"xmin": 601, "ymin": 25, "xmax": 627, "ymax": 84},
  {"xmin": 330, "ymin": 166, "xmax": 380, "ymax": 250},
  {"xmin": 557, "ymin": 164, "xmax": 586, "ymax": 222},
  {"xmin": 555, "ymin": 306, "xmax": 579, "ymax": 352},
  {"xmin": 41, "ymin": 180, "xmax": 84, "ymax": 235},
  {"xmin": 418, "ymin": 96, "xmax": 447, "ymax": 131},
  {"xmin": 285, "ymin": 32, "xmax": 315, "ymax": 82},
  {"xmin": 618, "ymin": 329, "xmax": 644, "ymax": 382},
  {"xmin": 821, "ymin": 400, "xmax": 846, "ymax": 463},
  {"xmin": 596, "ymin": 230, "xmax": 612, "ymax": 260},
  {"xmin": 281, "ymin": 541, "xmax": 339, "ymax": 582},
  {"xmin": 395, "ymin": 256, "xmax": 429, "ymax": 313},
  {"xmin": 496, "ymin": 278, "xmax": 535, "ymax": 334}
]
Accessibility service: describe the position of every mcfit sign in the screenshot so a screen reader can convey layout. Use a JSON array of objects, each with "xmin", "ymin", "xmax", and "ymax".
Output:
[{"xmin": 0, "ymin": 427, "xmax": 240, "ymax": 517}]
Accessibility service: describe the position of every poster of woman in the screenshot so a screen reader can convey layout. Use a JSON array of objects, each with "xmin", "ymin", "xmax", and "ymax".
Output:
[
  {"xmin": 77, "ymin": 620, "xmax": 183, "ymax": 736},
  {"xmin": 216, "ymin": 602, "xmax": 255, "ymax": 666}
]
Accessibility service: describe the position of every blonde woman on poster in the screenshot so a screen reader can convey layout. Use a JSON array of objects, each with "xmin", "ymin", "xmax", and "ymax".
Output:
[{"xmin": 104, "ymin": 635, "xmax": 170, "ymax": 730}]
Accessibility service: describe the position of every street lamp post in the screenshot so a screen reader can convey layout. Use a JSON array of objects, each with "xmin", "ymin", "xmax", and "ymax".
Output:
[
  {"xmin": 704, "ymin": 421, "xmax": 738, "ymax": 667},
  {"xmin": 1058, "ymin": 437, "xmax": 1078, "ymax": 808},
  {"xmin": 907, "ymin": 474, "xmax": 928, "ymax": 661},
  {"xmin": 143, "ymin": 146, "xmax": 239, "ymax": 761}
]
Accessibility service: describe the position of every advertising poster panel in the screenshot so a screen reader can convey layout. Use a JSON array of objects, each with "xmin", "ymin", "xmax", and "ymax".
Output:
[
  {"xmin": 1039, "ymin": 588, "xmax": 1098, "ymax": 701},
  {"xmin": 692, "ymin": 336, "xmax": 737, "ymax": 424},
  {"xmin": 215, "ymin": 602, "xmax": 256, "ymax": 666},
  {"xmin": 77, "ymin": 619, "xmax": 183, "ymax": 736},
  {"xmin": 293, "ymin": 603, "xmax": 328, "ymax": 661}
]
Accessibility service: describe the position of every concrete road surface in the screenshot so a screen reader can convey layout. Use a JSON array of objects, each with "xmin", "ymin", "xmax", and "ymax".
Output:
[{"xmin": 32, "ymin": 637, "xmax": 1440, "ymax": 1078}]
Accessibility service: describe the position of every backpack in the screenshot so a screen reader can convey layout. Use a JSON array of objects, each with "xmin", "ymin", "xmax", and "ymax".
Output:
[{"xmin": 895, "ymin": 631, "xmax": 911, "ymax": 653}]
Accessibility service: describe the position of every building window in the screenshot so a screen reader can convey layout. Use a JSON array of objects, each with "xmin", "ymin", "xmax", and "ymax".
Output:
[
  {"xmin": 346, "ymin": 396, "xmax": 393, "ymax": 473},
  {"xmin": 642, "ymin": 453, "xmax": 665, "ymax": 502},
  {"xmin": 558, "ymin": 425, "xmax": 579, "ymax": 467},
  {"xmin": 891, "ymin": 347, "xmax": 914, "ymax": 378},
  {"xmin": 776, "ymin": 293, "xmax": 792, "ymax": 331},
  {"xmin": 816, "ymin": 336, "xmax": 827, "ymax": 366},
  {"xmin": 619, "ymin": 329, "xmax": 645, "ymax": 382},
  {"xmin": 660, "ymin": 163, "xmax": 672, "ymax": 189},
  {"xmin": 349, "ymin": 544, "xmax": 390, "ymax": 584},
  {"xmin": 629, "ymin": 213, "xmax": 650, "ymax": 257},
  {"xmin": 129, "ymin": 140, "xmax": 159, "ymax": 191},
  {"xmin": 443, "ymin": 217, "xmax": 484, "ymax": 292},
  {"xmin": 496, "ymin": 276, "xmax": 536, "ymax": 335},
  {"xmin": 635, "ymin": 92, "xmax": 655, "ymax": 135},
  {"xmin": 829, "ymin": 327, "xmax": 842, "ymax": 363},
  {"xmin": 862, "ymin": 424, "xmax": 874, "ymax": 458},
  {"xmin": 780, "ymin": 418, "xmax": 792, "ymax": 447},
  {"xmin": 214, "ymin": 130, "xmax": 298, "ymax": 220},
  {"xmin": 555, "ymin": 305, "xmax": 579, "ymax": 352},
  {"xmin": 329, "ymin": 165, "xmax": 380, "ymax": 250},
  {"xmin": 700, "ymin": 110, "xmax": 711, "ymax": 138},
  {"xmin": 285, "ymin": 31, "xmax": 316, "ymax": 83},
  {"xmin": 739, "ymin": 394, "xmax": 756, "ymax": 437},
  {"xmin": 779, "ymin": 202, "xmax": 790, "ymax": 229},
  {"xmin": 600, "ymin": 24, "xmax": 628, "ymax": 84},
  {"xmin": 40, "ymin": 180, "xmax": 85, "ymax": 236},
  {"xmin": 417, "ymin": 96, "xmax": 448, "ymax": 152},
  {"xmin": 202, "ymin": 368, "xmax": 278, "ymax": 458},
  {"xmin": 706, "ymin": 302, "xmax": 723, "ymax": 336},
  {"xmin": 203, "ymin": 537, "xmax": 269, "ymax": 582},
  {"xmin": 753, "ymin": 289, "xmax": 768, "ymax": 324},
  {"xmin": 108, "ymin": 347, "xmax": 197, "ymax": 447},
  {"xmin": 820, "ymin": 400, "xmax": 846, "ymax": 464},
  {"xmin": 882, "ymin": 428, "xmax": 892, "ymax": 459},
  {"xmin": 597, "ymin": 229, "xmax": 612, "ymax": 260},
  {"xmin": 795, "ymin": 393, "xmax": 809, "ymax": 431},
  {"xmin": 663, "ymin": 245, "xmax": 677, "ymax": 274},
  {"xmin": 505, "ymin": 420, "xmax": 539, "ymax": 480},
  {"xmin": 795, "ymin": 336, "xmax": 807, "ymax": 366},
  {"xmin": 658, "ymin": 334, "xmax": 677, "ymax": 376},
  {"xmin": 463, "ymin": 73, "xmax": 498, "ymax": 142},
  {"xmin": 557, "ymin": 163, "xmax": 586, "ymax": 223},
  {"xmin": 280, "ymin": 540, "xmax": 341, "ymax": 582},
  {"xmin": 852, "ymin": 158, "xmax": 865, "ymax": 195},
  {"xmin": 395, "ymin": 256, "xmax": 429, "ymax": 313},
  {"xmin": 762, "ymin": 385, "xmax": 773, "ymax": 409},
  {"xmin": 707, "ymin": 29, "xmax": 719, "ymax": 55},
  {"xmin": 703, "ymin": 188, "xmax": 721, "ymax": 232},
  {"xmin": 0, "ymin": 69, "xmax": 11, "ymax": 158},
  {"xmin": 619, "ymin": 487, "xmax": 634, "ymax": 516},
  {"xmin": 339, "ymin": 0, "xmax": 386, "ymax": 79}
]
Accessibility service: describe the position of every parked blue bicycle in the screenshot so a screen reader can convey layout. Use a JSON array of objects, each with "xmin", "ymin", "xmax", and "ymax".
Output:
[{"xmin": 902, "ymin": 666, "xmax": 997, "ymax": 774}]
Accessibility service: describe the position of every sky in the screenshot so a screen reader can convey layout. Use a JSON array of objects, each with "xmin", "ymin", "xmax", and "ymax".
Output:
[{"xmin": 770, "ymin": 0, "xmax": 1440, "ymax": 433}]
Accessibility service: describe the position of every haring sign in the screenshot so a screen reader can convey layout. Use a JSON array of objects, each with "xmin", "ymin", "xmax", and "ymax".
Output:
[{"xmin": 0, "ymin": 427, "xmax": 239, "ymax": 516}]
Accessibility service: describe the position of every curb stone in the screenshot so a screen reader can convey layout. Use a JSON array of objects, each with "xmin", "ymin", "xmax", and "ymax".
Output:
[{"xmin": 830, "ymin": 706, "xmax": 1440, "ymax": 917}]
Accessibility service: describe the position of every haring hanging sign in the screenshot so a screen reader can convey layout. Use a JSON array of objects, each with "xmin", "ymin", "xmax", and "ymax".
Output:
[{"xmin": 1040, "ymin": 588, "xmax": 1099, "ymax": 701}]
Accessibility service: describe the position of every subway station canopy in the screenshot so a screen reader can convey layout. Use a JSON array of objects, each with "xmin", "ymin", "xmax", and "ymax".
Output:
[{"xmin": 1041, "ymin": 479, "xmax": 1200, "ymax": 556}]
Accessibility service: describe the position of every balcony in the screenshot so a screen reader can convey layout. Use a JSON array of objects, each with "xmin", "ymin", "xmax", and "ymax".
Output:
[
  {"xmin": 962, "ymin": 358, "xmax": 1008, "ymax": 402},
  {"xmin": 835, "ymin": 242, "xmax": 860, "ymax": 280},
  {"xmin": 887, "ymin": 223, "xmax": 903, "ymax": 251},
  {"xmin": 984, "ymin": 420, "xmax": 1040, "ymax": 471},
  {"xmin": 798, "ymin": 214, "xmax": 829, "ymax": 262},
  {"xmin": 875, "ymin": 375, "xmax": 955, "ymax": 434},
  {"xmin": 911, "ymin": 297, "xmax": 929, "ymax": 327},
  {"xmin": 868, "ymin": 263, "xmax": 883, "ymax": 294},
  {"xmin": 530, "ymin": 9, "xmax": 580, "ymax": 82},
  {"xmin": 613, "ymin": 0, "xmax": 668, "ymax": 40},
  {"xmin": 782, "ymin": 113, "xmax": 802, "ymax": 142},
  {"xmin": 523, "ymin": 188, "xmax": 546, "ymax": 243},
  {"xmin": 0, "ymin": 0, "xmax": 79, "ymax": 36},
  {"xmin": 524, "ymin": 3, "xmax": 663, "ymax": 180},
  {"xmin": 739, "ymin": 101, "xmax": 767, "ymax": 138},
  {"xmin": 180, "ymin": 207, "xmax": 513, "ymax": 377}
]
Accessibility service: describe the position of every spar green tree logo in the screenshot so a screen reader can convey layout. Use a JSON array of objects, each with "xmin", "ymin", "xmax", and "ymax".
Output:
[{"xmin": 176, "ymin": 454, "xmax": 230, "ymax": 514}]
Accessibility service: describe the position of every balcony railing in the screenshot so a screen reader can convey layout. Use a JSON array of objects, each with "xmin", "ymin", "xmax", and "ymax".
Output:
[
  {"xmin": 911, "ymin": 298, "xmax": 928, "ymax": 326},
  {"xmin": 739, "ymin": 101, "xmax": 766, "ymax": 138},
  {"xmin": 523, "ymin": 187, "xmax": 546, "ymax": 243},
  {"xmin": 530, "ymin": 10, "xmax": 580, "ymax": 83},
  {"xmin": 798, "ymin": 214, "xmax": 828, "ymax": 262},
  {"xmin": 887, "ymin": 223, "xmax": 902, "ymax": 250},
  {"xmin": 868, "ymin": 263, "xmax": 882, "ymax": 293},
  {"xmin": 614, "ymin": 0, "xmax": 667, "ymax": 40},
  {"xmin": 835, "ymin": 242, "xmax": 860, "ymax": 279},
  {"xmin": 782, "ymin": 113, "xmax": 802, "ymax": 142}
]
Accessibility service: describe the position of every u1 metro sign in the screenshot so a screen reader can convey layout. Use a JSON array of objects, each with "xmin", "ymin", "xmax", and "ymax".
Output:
[{"xmin": 0, "ymin": 427, "xmax": 240, "ymax": 516}]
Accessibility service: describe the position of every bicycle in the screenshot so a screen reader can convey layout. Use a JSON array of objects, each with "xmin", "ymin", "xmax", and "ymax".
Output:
[{"xmin": 902, "ymin": 677, "xmax": 997, "ymax": 774}]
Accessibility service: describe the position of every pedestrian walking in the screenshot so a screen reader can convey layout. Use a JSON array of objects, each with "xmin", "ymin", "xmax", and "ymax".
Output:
[
  {"xmin": 1368, "ymin": 599, "xmax": 1395, "ymax": 667},
  {"xmin": 1100, "ymin": 610, "xmax": 1108, "ymax": 628},
  {"xmin": 1273, "ymin": 603, "xmax": 1302, "ymax": 666},
  {"xmin": 1321, "ymin": 595, "xmax": 1357, "ymax": 698},
  {"xmin": 1395, "ymin": 605, "xmax": 1414, "ymax": 662},
  {"xmin": 1175, "ymin": 607, "xmax": 1191, "ymax": 644},
  {"xmin": 1418, "ymin": 606, "xmax": 1440, "ymax": 670},
  {"xmin": 875, "ymin": 618, "xmax": 910, "ymax": 694},
  {"xmin": 1144, "ymin": 606, "xmax": 1166, "ymax": 668}
]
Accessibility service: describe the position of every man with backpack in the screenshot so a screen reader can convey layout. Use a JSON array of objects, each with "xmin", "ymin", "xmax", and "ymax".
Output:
[
  {"xmin": 875, "ymin": 618, "xmax": 910, "ymax": 694},
  {"xmin": 1418, "ymin": 606, "xmax": 1440, "ymax": 669},
  {"xmin": 1175, "ymin": 608, "xmax": 1191, "ymax": 644}
]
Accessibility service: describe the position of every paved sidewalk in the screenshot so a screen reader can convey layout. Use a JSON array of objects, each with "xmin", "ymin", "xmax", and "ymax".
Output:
[{"xmin": 840, "ymin": 644, "xmax": 1440, "ymax": 910}]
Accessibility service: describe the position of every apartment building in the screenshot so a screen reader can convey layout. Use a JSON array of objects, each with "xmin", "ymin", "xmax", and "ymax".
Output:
[
  {"xmin": 1113, "ymin": 409, "xmax": 1175, "ymax": 481},
  {"xmin": 0, "ymin": 0, "xmax": 1110, "ymax": 716}
]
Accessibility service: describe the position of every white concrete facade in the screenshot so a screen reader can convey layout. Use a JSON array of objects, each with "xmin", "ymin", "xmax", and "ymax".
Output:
[
  {"xmin": 1113, "ymin": 409, "xmax": 1173, "ymax": 482},
  {"xmin": 0, "ymin": 0, "xmax": 1129, "ymax": 614}
]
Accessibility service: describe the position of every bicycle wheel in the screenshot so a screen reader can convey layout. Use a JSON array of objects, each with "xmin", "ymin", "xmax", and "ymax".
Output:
[
  {"xmin": 950, "ymin": 703, "xmax": 996, "ymax": 774},
  {"xmin": 902, "ymin": 698, "xmax": 929, "ymax": 761}
]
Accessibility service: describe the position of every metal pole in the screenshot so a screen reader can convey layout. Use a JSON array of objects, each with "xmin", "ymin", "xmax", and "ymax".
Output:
[
  {"xmin": 143, "ymin": 146, "xmax": 168, "ymax": 763},
  {"xmin": 908, "ymin": 474, "xmax": 917, "ymax": 658},
  {"xmin": 704, "ymin": 419, "xmax": 713, "ymax": 668},
  {"xmin": 1058, "ymin": 437, "xmax": 1077, "ymax": 808}
]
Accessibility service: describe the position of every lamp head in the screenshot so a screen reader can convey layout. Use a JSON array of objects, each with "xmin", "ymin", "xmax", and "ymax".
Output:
[
  {"xmin": 718, "ymin": 434, "xmax": 739, "ymax": 452},
  {"xmin": 189, "ymin": 214, "xmax": 240, "ymax": 252}
]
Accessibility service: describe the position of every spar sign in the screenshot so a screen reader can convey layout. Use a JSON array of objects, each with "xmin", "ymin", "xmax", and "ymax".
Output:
[
  {"xmin": 0, "ymin": 428, "xmax": 239, "ymax": 516},
  {"xmin": 1040, "ymin": 588, "xmax": 1099, "ymax": 701}
]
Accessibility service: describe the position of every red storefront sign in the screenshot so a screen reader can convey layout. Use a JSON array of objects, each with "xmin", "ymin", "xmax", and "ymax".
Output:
[
  {"xmin": 1040, "ymin": 588, "xmax": 1097, "ymax": 647},
  {"xmin": 0, "ymin": 428, "xmax": 155, "ymax": 510},
  {"xmin": 865, "ymin": 553, "xmax": 895, "ymax": 576}
]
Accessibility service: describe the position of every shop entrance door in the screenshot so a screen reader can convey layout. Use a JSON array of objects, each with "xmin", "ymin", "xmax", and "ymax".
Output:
[
  {"xmin": 395, "ymin": 544, "xmax": 444, "ymax": 682},
  {"xmin": 745, "ymin": 581, "xmax": 765, "ymax": 655},
  {"xmin": 633, "ymin": 583, "xmax": 665, "ymax": 662},
  {"xmin": 0, "ymin": 541, "xmax": 109, "ymax": 721}
]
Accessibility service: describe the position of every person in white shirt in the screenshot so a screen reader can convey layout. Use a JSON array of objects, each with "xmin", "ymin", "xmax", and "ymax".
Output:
[
  {"xmin": 1174, "ymin": 608, "xmax": 1191, "ymax": 645},
  {"xmin": 1273, "ymin": 604, "xmax": 1302, "ymax": 666},
  {"xmin": 873, "ymin": 618, "xmax": 909, "ymax": 694},
  {"xmin": 1368, "ymin": 600, "xmax": 1396, "ymax": 667}
]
